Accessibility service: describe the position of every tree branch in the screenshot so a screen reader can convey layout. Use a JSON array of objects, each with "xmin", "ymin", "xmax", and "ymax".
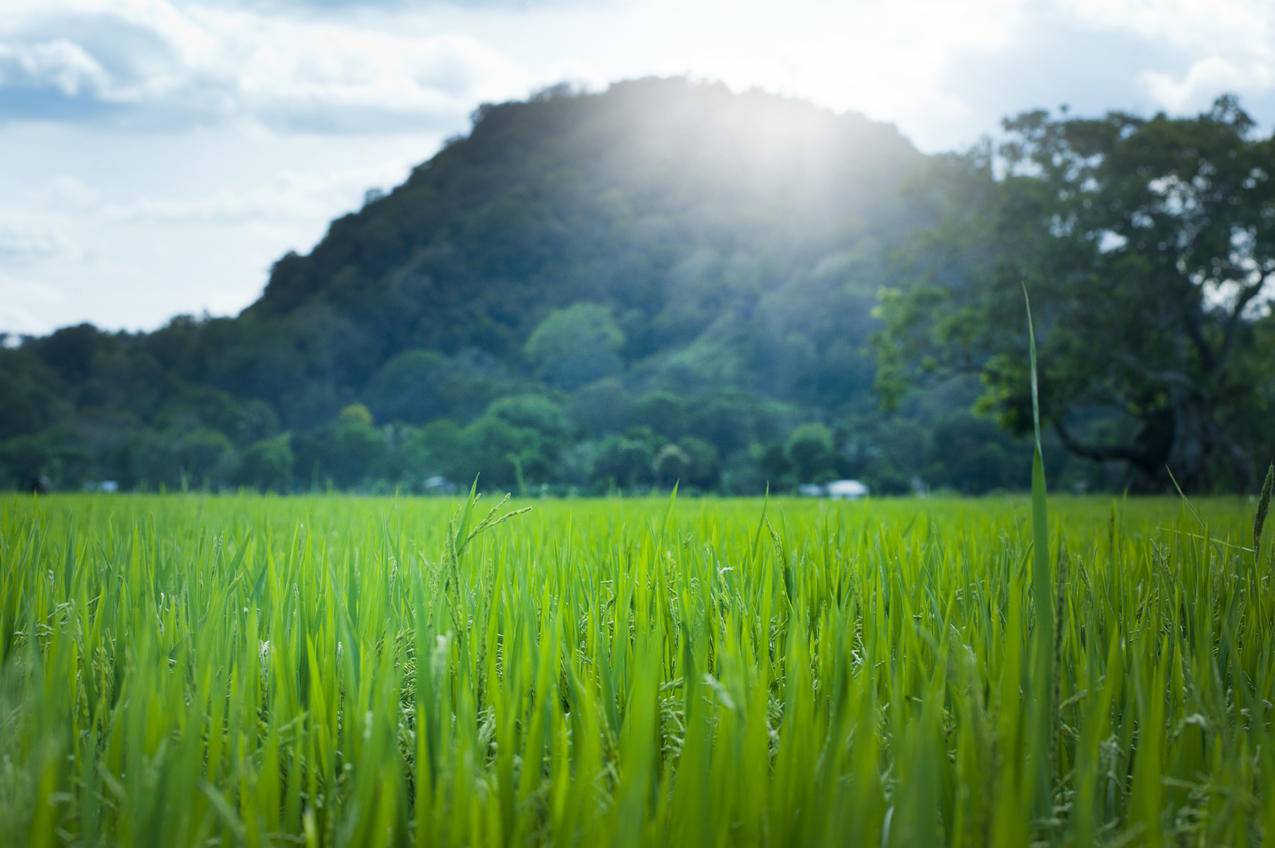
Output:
[
  {"xmin": 1215, "ymin": 277, "xmax": 1267, "ymax": 372},
  {"xmin": 1113, "ymin": 352, "xmax": 1196, "ymax": 392},
  {"xmin": 1052, "ymin": 418, "xmax": 1153, "ymax": 469},
  {"xmin": 1178, "ymin": 299, "xmax": 1216, "ymax": 372}
]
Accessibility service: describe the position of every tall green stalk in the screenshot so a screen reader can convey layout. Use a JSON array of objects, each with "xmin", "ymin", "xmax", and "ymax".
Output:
[{"xmin": 1024, "ymin": 287, "xmax": 1054, "ymax": 821}]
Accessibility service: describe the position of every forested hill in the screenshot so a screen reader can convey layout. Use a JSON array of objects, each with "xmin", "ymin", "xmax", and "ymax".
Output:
[{"xmin": 0, "ymin": 77, "xmax": 1052, "ymax": 495}]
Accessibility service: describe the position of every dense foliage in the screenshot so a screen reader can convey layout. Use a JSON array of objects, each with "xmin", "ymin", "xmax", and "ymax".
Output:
[
  {"xmin": 0, "ymin": 79, "xmax": 1064, "ymax": 495},
  {"xmin": 1, "ymin": 80, "xmax": 1269, "ymax": 494},
  {"xmin": 877, "ymin": 96, "xmax": 1275, "ymax": 491},
  {"xmin": 2, "ymin": 493, "xmax": 1272, "ymax": 844}
]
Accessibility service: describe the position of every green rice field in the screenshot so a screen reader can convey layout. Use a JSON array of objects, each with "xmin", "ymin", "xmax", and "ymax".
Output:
[{"xmin": 1, "ymin": 492, "xmax": 1273, "ymax": 845}]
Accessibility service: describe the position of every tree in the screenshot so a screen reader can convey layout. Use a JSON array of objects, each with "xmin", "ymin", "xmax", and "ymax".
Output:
[
  {"xmin": 155, "ymin": 388, "xmax": 278, "ymax": 446},
  {"xmin": 457, "ymin": 415, "xmax": 545, "ymax": 490},
  {"xmin": 570, "ymin": 378, "xmax": 633, "ymax": 435},
  {"xmin": 632, "ymin": 391, "xmax": 688, "ymax": 441},
  {"xmin": 685, "ymin": 391, "xmax": 760, "ymax": 457},
  {"xmin": 593, "ymin": 430, "xmax": 656, "ymax": 490},
  {"xmin": 291, "ymin": 405, "xmax": 387, "ymax": 489},
  {"xmin": 338, "ymin": 403, "xmax": 375, "ymax": 427},
  {"xmin": 0, "ymin": 428, "xmax": 90, "ymax": 490},
  {"xmin": 363, "ymin": 350, "xmax": 501, "ymax": 424},
  {"xmin": 877, "ymin": 95, "xmax": 1275, "ymax": 490},
  {"xmin": 0, "ymin": 350, "xmax": 71, "ymax": 439},
  {"xmin": 27, "ymin": 323, "xmax": 107, "ymax": 384},
  {"xmin": 653, "ymin": 444, "xmax": 690, "ymax": 487},
  {"xmin": 235, "ymin": 434, "xmax": 294, "ymax": 492},
  {"xmin": 397, "ymin": 420, "xmax": 466, "ymax": 487},
  {"xmin": 678, "ymin": 437, "xmax": 721, "ymax": 489},
  {"xmin": 362, "ymin": 350, "xmax": 450, "ymax": 424},
  {"xmin": 173, "ymin": 428, "xmax": 235, "ymax": 489},
  {"xmin": 485, "ymin": 394, "xmax": 572, "ymax": 442},
  {"xmin": 525, "ymin": 302, "xmax": 625, "ymax": 390},
  {"xmin": 786, "ymin": 423, "xmax": 835, "ymax": 482},
  {"xmin": 753, "ymin": 442, "xmax": 791, "ymax": 489}
]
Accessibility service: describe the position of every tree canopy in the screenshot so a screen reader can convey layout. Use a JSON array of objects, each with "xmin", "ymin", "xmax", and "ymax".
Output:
[{"xmin": 877, "ymin": 95, "xmax": 1275, "ymax": 490}]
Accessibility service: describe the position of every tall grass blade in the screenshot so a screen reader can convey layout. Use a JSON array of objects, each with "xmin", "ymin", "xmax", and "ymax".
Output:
[
  {"xmin": 1023, "ymin": 285, "xmax": 1054, "ymax": 821},
  {"xmin": 1255, "ymin": 462, "xmax": 1273, "ymax": 567}
]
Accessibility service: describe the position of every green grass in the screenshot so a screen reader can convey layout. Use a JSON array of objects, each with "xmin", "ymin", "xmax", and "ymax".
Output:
[{"xmin": 1, "ymin": 493, "xmax": 1272, "ymax": 846}]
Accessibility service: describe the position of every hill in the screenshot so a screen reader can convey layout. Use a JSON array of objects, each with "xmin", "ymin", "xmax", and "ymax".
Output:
[{"xmin": 0, "ymin": 77, "xmax": 1046, "ymax": 494}]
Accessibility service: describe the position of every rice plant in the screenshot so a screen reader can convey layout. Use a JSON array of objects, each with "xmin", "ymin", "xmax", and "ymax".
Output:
[{"xmin": 0, "ymin": 490, "xmax": 1271, "ymax": 846}]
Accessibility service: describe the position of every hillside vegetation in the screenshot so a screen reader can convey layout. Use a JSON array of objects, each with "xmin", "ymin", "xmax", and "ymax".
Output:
[{"xmin": 3, "ymin": 79, "xmax": 1272, "ymax": 494}]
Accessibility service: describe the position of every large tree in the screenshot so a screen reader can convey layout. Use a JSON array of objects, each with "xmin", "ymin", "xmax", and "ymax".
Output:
[{"xmin": 877, "ymin": 95, "xmax": 1275, "ymax": 490}]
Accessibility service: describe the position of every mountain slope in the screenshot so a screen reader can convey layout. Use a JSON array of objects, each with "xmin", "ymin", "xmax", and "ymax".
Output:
[
  {"xmin": 243, "ymin": 78, "xmax": 924, "ymax": 405},
  {"xmin": 0, "ymin": 77, "xmax": 1040, "ymax": 494}
]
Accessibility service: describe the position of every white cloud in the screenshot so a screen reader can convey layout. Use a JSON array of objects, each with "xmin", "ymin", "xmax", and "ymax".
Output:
[
  {"xmin": 0, "ymin": 123, "xmax": 438, "ymax": 332},
  {"xmin": 642, "ymin": 0, "xmax": 1026, "ymax": 139},
  {"xmin": 1143, "ymin": 56, "xmax": 1275, "ymax": 112},
  {"xmin": 31, "ymin": 174, "xmax": 99, "ymax": 209},
  {"xmin": 100, "ymin": 164, "xmax": 402, "ymax": 223},
  {"xmin": 3, "ymin": 0, "xmax": 1275, "ymax": 335},
  {"xmin": 0, "ymin": 216, "xmax": 80, "ymax": 264},
  {"xmin": 1061, "ymin": 0, "xmax": 1275, "ymax": 112},
  {"xmin": 0, "ymin": 0, "xmax": 537, "ymax": 133},
  {"xmin": 0, "ymin": 268, "xmax": 68, "ymax": 335},
  {"xmin": 0, "ymin": 39, "xmax": 112, "ymax": 97},
  {"xmin": 1062, "ymin": 0, "xmax": 1273, "ymax": 51}
]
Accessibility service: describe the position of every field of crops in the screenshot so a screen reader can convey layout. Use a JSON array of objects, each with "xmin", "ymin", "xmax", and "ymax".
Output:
[{"xmin": 1, "ymin": 492, "xmax": 1272, "ymax": 846}]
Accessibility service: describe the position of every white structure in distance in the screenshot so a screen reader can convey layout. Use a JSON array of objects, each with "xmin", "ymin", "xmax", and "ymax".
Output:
[{"xmin": 798, "ymin": 479, "xmax": 870, "ymax": 499}]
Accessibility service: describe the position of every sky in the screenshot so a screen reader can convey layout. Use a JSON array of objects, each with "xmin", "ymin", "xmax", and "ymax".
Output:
[{"xmin": 3, "ymin": 0, "xmax": 1274, "ymax": 336}]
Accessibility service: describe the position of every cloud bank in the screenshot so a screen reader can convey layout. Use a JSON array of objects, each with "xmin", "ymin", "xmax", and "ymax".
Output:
[
  {"xmin": 3, "ymin": 0, "xmax": 1275, "ymax": 335},
  {"xmin": 0, "ymin": 1, "xmax": 533, "ymax": 133}
]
